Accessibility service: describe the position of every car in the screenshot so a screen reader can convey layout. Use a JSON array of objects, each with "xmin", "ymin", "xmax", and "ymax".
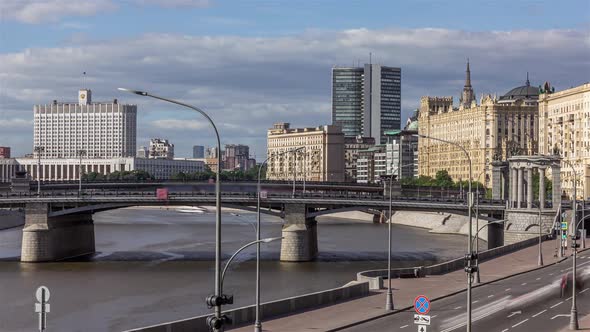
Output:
[{"xmin": 560, "ymin": 271, "xmax": 584, "ymax": 298}]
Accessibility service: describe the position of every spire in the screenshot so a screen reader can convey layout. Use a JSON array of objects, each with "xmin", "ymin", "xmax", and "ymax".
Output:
[
  {"xmin": 526, "ymin": 72, "xmax": 530, "ymax": 86},
  {"xmin": 465, "ymin": 58, "xmax": 471, "ymax": 87}
]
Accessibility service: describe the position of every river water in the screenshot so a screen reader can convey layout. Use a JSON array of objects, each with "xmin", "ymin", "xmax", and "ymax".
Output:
[{"xmin": 0, "ymin": 207, "xmax": 471, "ymax": 331}]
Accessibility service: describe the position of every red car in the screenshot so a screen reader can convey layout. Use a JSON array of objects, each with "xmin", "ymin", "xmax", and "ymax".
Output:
[{"xmin": 560, "ymin": 272, "xmax": 584, "ymax": 298}]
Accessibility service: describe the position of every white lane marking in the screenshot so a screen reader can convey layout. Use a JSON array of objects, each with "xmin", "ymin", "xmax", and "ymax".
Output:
[
  {"xmin": 512, "ymin": 318, "xmax": 529, "ymax": 328},
  {"xmin": 507, "ymin": 311, "xmax": 521, "ymax": 318},
  {"xmin": 505, "ymin": 288, "xmax": 511, "ymax": 291},
  {"xmin": 501, "ymin": 329, "xmax": 509, "ymax": 332},
  {"xmin": 400, "ymin": 324, "xmax": 409, "ymax": 329},
  {"xmin": 488, "ymin": 294, "xmax": 494, "ymax": 298},
  {"xmin": 453, "ymin": 306, "xmax": 462, "ymax": 310},
  {"xmin": 566, "ymin": 296, "xmax": 572, "ymax": 301},
  {"xmin": 551, "ymin": 314, "xmax": 570, "ymax": 320},
  {"xmin": 536, "ymin": 277, "xmax": 541, "ymax": 280},
  {"xmin": 473, "ymin": 300, "xmax": 479, "ymax": 304},
  {"xmin": 532, "ymin": 309, "xmax": 547, "ymax": 318},
  {"xmin": 521, "ymin": 282, "xmax": 527, "ymax": 286},
  {"xmin": 431, "ymin": 315, "xmax": 438, "ymax": 318},
  {"xmin": 549, "ymin": 272, "xmax": 554, "ymax": 276},
  {"xmin": 550, "ymin": 301, "xmax": 564, "ymax": 308},
  {"xmin": 580, "ymin": 288, "xmax": 589, "ymax": 294}
]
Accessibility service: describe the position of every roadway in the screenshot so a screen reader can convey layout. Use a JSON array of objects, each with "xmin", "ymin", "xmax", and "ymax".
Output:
[{"xmin": 340, "ymin": 252, "xmax": 590, "ymax": 332}]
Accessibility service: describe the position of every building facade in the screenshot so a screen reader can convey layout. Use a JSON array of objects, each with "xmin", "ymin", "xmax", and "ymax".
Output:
[
  {"xmin": 332, "ymin": 64, "xmax": 401, "ymax": 144},
  {"xmin": 418, "ymin": 63, "xmax": 539, "ymax": 187},
  {"xmin": 136, "ymin": 146, "xmax": 148, "ymax": 158},
  {"xmin": 0, "ymin": 147, "xmax": 10, "ymax": 159},
  {"xmin": 223, "ymin": 144, "xmax": 250, "ymax": 171},
  {"xmin": 192, "ymin": 145, "xmax": 205, "ymax": 159},
  {"xmin": 0, "ymin": 157, "xmax": 204, "ymax": 182},
  {"xmin": 356, "ymin": 145, "xmax": 387, "ymax": 184},
  {"xmin": 344, "ymin": 136, "xmax": 375, "ymax": 182},
  {"xmin": 149, "ymin": 138, "xmax": 174, "ymax": 159},
  {"xmin": 538, "ymin": 82, "xmax": 590, "ymax": 199},
  {"xmin": 266, "ymin": 123, "xmax": 345, "ymax": 182},
  {"xmin": 34, "ymin": 89, "xmax": 137, "ymax": 159},
  {"xmin": 385, "ymin": 129, "xmax": 418, "ymax": 180}
]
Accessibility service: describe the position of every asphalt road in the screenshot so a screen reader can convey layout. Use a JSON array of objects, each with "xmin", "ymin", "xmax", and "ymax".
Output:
[{"xmin": 341, "ymin": 252, "xmax": 590, "ymax": 332}]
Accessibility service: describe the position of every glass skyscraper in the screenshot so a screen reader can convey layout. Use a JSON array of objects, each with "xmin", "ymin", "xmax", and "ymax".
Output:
[{"xmin": 332, "ymin": 64, "xmax": 401, "ymax": 144}]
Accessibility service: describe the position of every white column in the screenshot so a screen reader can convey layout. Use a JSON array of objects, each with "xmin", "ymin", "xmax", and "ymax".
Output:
[
  {"xmin": 517, "ymin": 167, "xmax": 524, "ymax": 209},
  {"xmin": 527, "ymin": 168, "xmax": 533, "ymax": 209}
]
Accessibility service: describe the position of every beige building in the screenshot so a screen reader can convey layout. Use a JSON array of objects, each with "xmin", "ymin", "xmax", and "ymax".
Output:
[
  {"xmin": 266, "ymin": 123, "xmax": 345, "ymax": 182},
  {"xmin": 418, "ymin": 63, "xmax": 539, "ymax": 187},
  {"xmin": 539, "ymin": 82, "xmax": 590, "ymax": 199}
]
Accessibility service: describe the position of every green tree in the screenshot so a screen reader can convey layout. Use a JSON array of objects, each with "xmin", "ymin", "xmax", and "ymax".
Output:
[{"xmin": 435, "ymin": 170, "xmax": 454, "ymax": 188}]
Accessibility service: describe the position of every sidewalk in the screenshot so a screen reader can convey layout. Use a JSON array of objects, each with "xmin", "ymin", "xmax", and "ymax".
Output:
[
  {"xmin": 231, "ymin": 241, "xmax": 583, "ymax": 332},
  {"xmin": 560, "ymin": 314, "xmax": 590, "ymax": 331}
]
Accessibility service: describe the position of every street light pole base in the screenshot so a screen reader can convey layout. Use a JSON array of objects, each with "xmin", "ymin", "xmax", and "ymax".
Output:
[
  {"xmin": 385, "ymin": 290, "xmax": 394, "ymax": 311},
  {"xmin": 569, "ymin": 309, "xmax": 579, "ymax": 330},
  {"xmin": 475, "ymin": 269, "xmax": 481, "ymax": 284},
  {"xmin": 538, "ymin": 255, "xmax": 544, "ymax": 266},
  {"xmin": 254, "ymin": 321, "xmax": 262, "ymax": 332}
]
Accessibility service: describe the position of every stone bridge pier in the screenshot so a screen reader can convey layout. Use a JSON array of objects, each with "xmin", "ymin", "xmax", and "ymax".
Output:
[
  {"xmin": 280, "ymin": 204, "xmax": 318, "ymax": 262},
  {"xmin": 21, "ymin": 203, "xmax": 95, "ymax": 262}
]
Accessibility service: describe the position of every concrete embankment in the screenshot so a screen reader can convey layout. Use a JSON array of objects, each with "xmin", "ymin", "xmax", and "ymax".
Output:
[{"xmin": 0, "ymin": 209, "xmax": 24, "ymax": 230}]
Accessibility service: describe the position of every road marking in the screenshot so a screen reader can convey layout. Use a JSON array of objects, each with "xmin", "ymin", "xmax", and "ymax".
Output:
[
  {"xmin": 488, "ymin": 294, "xmax": 494, "ymax": 298},
  {"xmin": 507, "ymin": 311, "xmax": 521, "ymax": 318},
  {"xmin": 532, "ymin": 309, "xmax": 547, "ymax": 318},
  {"xmin": 580, "ymin": 288, "xmax": 589, "ymax": 294},
  {"xmin": 550, "ymin": 301, "xmax": 563, "ymax": 308},
  {"xmin": 505, "ymin": 288, "xmax": 511, "ymax": 292},
  {"xmin": 566, "ymin": 296, "xmax": 572, "ymax": 301},
  {"xmin": 501, "ymin": 329, "xmax": 509, "ymax": 332},
  {"xmin": 453, "ymin": 306, "xmax": 462, "ymax": 310},
  {"xmin": 551, "ymin": 314, "xmax": 570, "ymax": 320},
  {"xmin": 521, "ymin": 282, "xmax": 527, "ymax": 286},
  {"xmin": 549, "ymin": 272, "xmax": 554, "ymax": 276},
  {"xmin": 536, "ymin": 277, "xmax": 541, "ymax": 281},
  {"xmin": 400, "ymin": 324, "xmax": 409, "ymax": 329},
  {"xmin": 431, "ymin": 315, "xmax": 438, "ymax": 318},
  {"xmin": 512, "ymin": 319, "xmax": 529, "ymax": 328}
]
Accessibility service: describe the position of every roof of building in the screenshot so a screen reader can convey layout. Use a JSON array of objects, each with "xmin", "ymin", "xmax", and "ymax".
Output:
[{"xmin": 499, "ymin": 73, "xmax": 539, "ymax": 101}]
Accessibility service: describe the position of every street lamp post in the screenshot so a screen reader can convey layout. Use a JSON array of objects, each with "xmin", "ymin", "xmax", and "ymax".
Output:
[
  {"xmin": 474, "ymin": 167, "xmax": 488, "ymax": 284},
  {"xmin": 256, "ymin": 147, "xmax": 301, "ymax": 332},
  {"xmin": 34, "ymin": 146, "xmax": 44, "ymax": 196},
  {"xmin": 385, "ymin": 162, "xmax": 415, "ymax": 311},
  {"xmin": 562, "ymin": 159, "xmax": 579, "ymax": 330},
  {"xmin": 77, "ymin": 149, "xmax": 86, "ymax": 195},
  {"xmin": 118, "ymin": 88, "xmax": 226, "ymax": 331},
  {"xmin": 417, "ymin": 134, "xmax": 473, "ymax": 332}
]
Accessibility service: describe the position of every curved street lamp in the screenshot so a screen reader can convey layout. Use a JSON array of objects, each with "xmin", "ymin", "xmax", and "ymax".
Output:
[
  {"xmin": 416, "ymin": 133, "xmax": 474, "ymax": 332},
  {"xmin": 561, "ymin": 159, "xmax": 579, "ymax": 330},
  {"xmin": 118, "ymin": 88, "xmax": 225, "ymax": 330}
]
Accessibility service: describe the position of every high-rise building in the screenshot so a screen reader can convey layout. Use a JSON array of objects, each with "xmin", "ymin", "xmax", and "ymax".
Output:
[
  {"xmin": 0, "ymin": 147, "xmax": 10, "ymax": 159},
  {"xmin": 418, "ymin": 62, "xmax": 540, "ymax": 188},
  {"xmin": 149, "ymin": 138, "xmax": 174, "ymax": 159},
  {"xmin": 332, "ymin": 64, "xmax": 401, "ymax": 144},
  {"xmin": 344, "ymin": 136, "xmax": 375, "ymax": 182},
  {"xmin": 224, "ymin": 144, "xmax": 250, "ymax": 171},
  {"xmin": 267, "ymin": 123, "xmax": 345, "ymax": 182},
  {"xmin": 538, "ymin": 82, "xmax": 590, "ymax": 199},
  {"xmin": 385, "ymin": 129, "xmax": 419, "ymax": 180},
  {"xmin": 192, "ymin": 145, "xmax": 205, "ymax": 158},
  {"xmin": 356, "ymin": 145, "xmax": 387, "ymax": 184},
  {"xmin": 34, "ymin": 89, "xmax": 137, "ymax": 159}
]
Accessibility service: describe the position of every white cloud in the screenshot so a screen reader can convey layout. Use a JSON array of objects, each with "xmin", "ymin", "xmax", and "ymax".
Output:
[
  {"xmin": 0, "ymin": 0, "xmax": 117, "ymax": 24},
  {"xmin": 0, "ymin": 28, "xmax": 588, "ymax": 158}
]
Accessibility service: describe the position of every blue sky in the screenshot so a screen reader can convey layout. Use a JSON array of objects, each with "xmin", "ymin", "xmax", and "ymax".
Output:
[{"xmin": 1, "ymin": 0, "xmax": 589, "ymax": 158}]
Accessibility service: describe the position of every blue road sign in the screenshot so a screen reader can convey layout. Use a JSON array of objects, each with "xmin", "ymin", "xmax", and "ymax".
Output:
[{"xmin": 414, "ymin": 295, "xmax": 430, "ymax": 315}]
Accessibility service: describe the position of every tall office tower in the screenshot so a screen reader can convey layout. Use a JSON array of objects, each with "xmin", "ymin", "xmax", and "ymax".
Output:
[
  {"xmin": 224, "ymin": 144, "xmax": 250, "ymax": 170},
  {"xmin": 33, "ymin": 89, "xmax": 137, "ymax": 159},
  {"xmin": 0, "ymin": 147, "xmax": 10, "ymax": 158},
  {"xmin": 149, "ymin": 138, "xmax": 174, "ymax": 159},
  {"xmin": 192, "ymin": 145, "xmax": 205, "ymax": 158},
  {"xmin": 332, "ymin": 64, "xmax": 401, "ymax": 144}
]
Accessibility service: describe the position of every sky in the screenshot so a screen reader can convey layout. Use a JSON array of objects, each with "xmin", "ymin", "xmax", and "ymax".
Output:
[{"xmin": 1, "ymin": 0, "xmax": 589, "ymax": 159}]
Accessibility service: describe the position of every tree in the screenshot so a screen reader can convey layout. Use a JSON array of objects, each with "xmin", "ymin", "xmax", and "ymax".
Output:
[{"xmin": 435, "ymin": 170, "xmax": 453, "ymax": 188}]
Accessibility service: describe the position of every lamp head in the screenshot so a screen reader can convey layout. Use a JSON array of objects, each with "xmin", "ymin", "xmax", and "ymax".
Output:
[
  {"xmin": 262, "ymin": 236, "xmax": 284, "ymax": 243},
  {"xmin": 118, "ymin": 88, "xmax": 148, "ymax": 96}
]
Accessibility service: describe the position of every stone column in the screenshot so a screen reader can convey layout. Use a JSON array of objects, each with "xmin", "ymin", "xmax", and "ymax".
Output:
[
  {"xmin": 552, "ymin": 165, "xmax": 562, "ymax": 208},
  {"xmin": 527, "ymin": 168, "xmax": 533, "ymax": 209},
  {"xmin": 492, "ymin": 165, "xmax": 502, "ymax": 200},
  {"xmin": 539, "ymin": 167, "xmax": 546, "ymax": 209},
  {"xmin": 517, "ymin": 167, "xmax": 524, "ymax": 209},
  {"xmin": 280, "ymin": 204, "xmax": 318, "ymax": 262},
  {"xmin": 511, "ymin": 167, "xmax": 518, "ymax": 208}
]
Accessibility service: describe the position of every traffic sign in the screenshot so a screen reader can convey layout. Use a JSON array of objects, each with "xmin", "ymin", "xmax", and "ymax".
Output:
[
  {"xmin": 561, "ymin": 222, "xmax": 568, "ymax": 230},
  {"xmin": 35, "ymin": 286, "xmax": 50, "ymax": 331},
  {"xmin": 260, "ymin": 191, "xmax": 268, "ymax": 199},
  {"xmin": 414, "ymin": 295, "xmax": 431, "ymax": 315},
  {"xmin": 414, "ymin": 314, "xmax": 431, "ymax": 325},
  {"xmin": 417, "ymin": 325, "xmax": 427, "ymax": 332}
]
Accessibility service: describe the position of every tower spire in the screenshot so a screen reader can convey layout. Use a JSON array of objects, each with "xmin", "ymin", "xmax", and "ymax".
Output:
[
  {"xmin": 526, "ymin": 72, "xmax": 530, "ymax": 86},
  {"xmin": 465, "ymin": 58, "xmax": 471, "ymax": 87}
]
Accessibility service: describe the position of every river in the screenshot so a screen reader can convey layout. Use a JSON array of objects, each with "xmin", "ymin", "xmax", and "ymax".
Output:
[{"xmin": 0, "ymin": 207, "xmax": 472, "ymax": 331}]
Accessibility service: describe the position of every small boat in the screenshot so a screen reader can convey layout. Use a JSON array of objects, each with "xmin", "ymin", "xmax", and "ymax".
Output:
[{"xmin": 177, "ymin": 207, "xmax": 206, "ymax": 214}]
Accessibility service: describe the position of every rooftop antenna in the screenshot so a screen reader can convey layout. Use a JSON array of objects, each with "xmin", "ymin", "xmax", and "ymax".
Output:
[
  {"xmin": 369, "ymin": 52, "xmax": 372, "ymax": 65},
  {"xmin": 526, "ymin": 72, "xmax": 530, "ymax": 86},
  {"xmin": 83, "ymin": 71, "xmax": 86, "ymax": 89}
]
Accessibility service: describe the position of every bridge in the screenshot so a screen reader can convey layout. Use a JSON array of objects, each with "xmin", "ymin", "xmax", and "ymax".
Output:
[{"xmin": 0, "ymin": 188, "xmax": 507, "ymax": 263}]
